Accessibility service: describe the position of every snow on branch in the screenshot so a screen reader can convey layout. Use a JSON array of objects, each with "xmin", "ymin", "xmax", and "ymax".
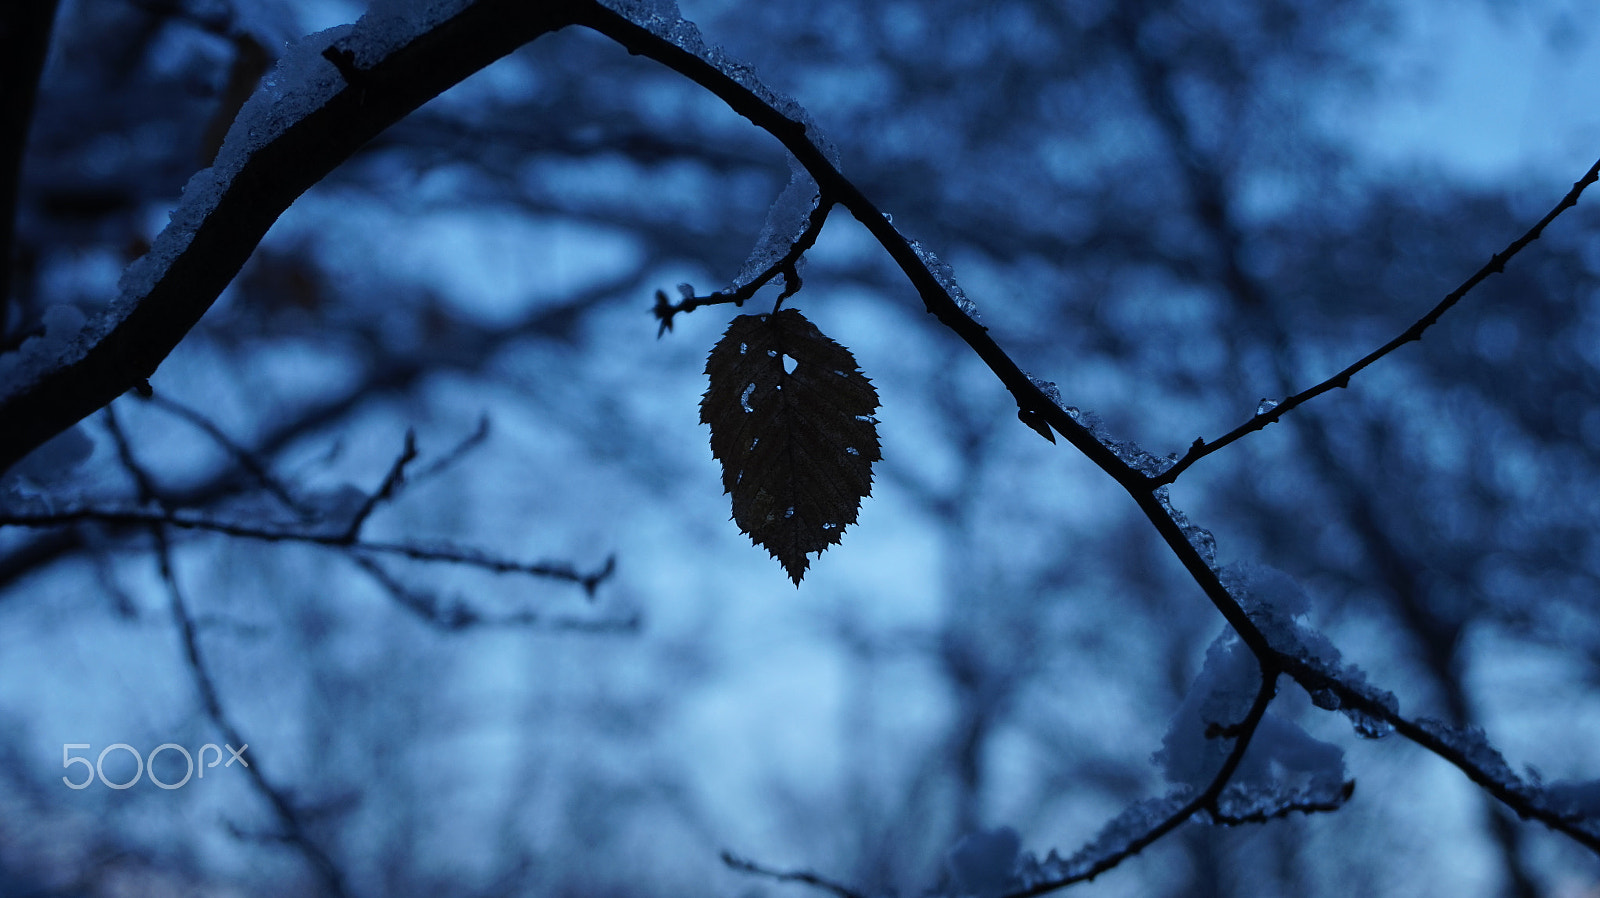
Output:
[{"xmin": 0, "ymin": 0, "xmax": 581, "ymax": 476}]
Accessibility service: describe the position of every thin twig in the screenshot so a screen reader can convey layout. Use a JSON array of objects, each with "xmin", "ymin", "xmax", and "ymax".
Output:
[
  {"xmin": 728, "ymin": 666, "xmax": 1284, "ymax": 898},
  {"xmin": 653, "ymin": 194, "xmax": 834, "ymax": 335},
  {"xmin": 720, "ymin": 851, "xmax": 869, "ymax": 898},
  {"xmin": 1155, "ymin": 156, "xmax": 1600, "ymax": 487},
  {"xmin": 351, "ymin": 554, "xmax": 635, "ymax": 631},
  {"xmin": 156, "ymin": 527, "xmax": 351, "ymax": 898},
  {"xmin": 105, "ymin": 405, "xmax": 350, "ymax": 897},
  {"xmin": 147, "ymin": 394, "xmax": 308, "ymax": 514},
  {"xmin": 409, "ymin": 415, "xmax": 492, "ymax": 483},
  {"xmin": 0, "ymin": 502, "xmax": 614, "ymax": 588},
  {"xmin": 342, "ymin": 428, "xmax": 416, "ymax": 540}
]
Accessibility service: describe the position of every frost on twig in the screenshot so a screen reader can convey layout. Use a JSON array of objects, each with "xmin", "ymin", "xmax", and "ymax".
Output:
[
  {"xmin": 1412, "ymin": 718, "xmax": 1536, "ymax": 803},
  {"xmin": 1008, "ymin": 792, "xmax": 1193, "ymax": 891},
  {"xmin": 908, "ymin": 239, "xmax": 980, "ymax": 321},
  {"xmin": 1067, "ymin": 407, "xmax": 1177, "ymax": 479},
  {"xmin": 116, "ymin": 23, "xmax": 355, "ymax": 315}
]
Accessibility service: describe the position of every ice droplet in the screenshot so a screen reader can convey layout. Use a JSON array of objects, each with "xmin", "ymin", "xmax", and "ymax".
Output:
[
  {"xmin": 1256, "ymin": 398, "xmax": 1281, "ymax": 416},
  {"xmin": 1027, "ymin": 374, "xmax": 1062, "ymax": 408},
  {"xmin": 1345, "ymin": 710, "xmax": 1394, "ymax": 740}
]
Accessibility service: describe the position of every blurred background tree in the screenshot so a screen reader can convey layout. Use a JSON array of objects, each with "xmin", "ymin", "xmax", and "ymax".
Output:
[{"xmin": 2, "ymin": 0, "xmax": 1599, "ymax": 896}]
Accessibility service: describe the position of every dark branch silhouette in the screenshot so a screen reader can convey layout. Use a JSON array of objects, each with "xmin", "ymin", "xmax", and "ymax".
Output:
[{"xmin": 1155, "ymin": 155, "xmax": 1600, "ymax": 487}]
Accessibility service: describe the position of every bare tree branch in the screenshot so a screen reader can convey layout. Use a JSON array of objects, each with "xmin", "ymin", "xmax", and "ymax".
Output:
[
  {"xmin": 0, "ymin": 501, "xmax": 614, "ymax": 589},
  {"xmin": 1155, "ymin": 155, "xmax": 1600, "ymax": 487},
  {"xmin": 104, "ymin": 404, "xmax": 352, "ymax": 898},
  {"xmin": 0, "ymin": 0, "xmax": 578, "ymax": 474},
  {"xmin": 720, "ymin": 851, "xmax": 870, "ymax": 898},
  {"xmin": 351, "ymin": 554, "xmax": 634, "ymax": 631}
]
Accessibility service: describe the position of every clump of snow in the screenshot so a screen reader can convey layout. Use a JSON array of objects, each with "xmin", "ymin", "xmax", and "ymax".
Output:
[
  {"xmin": 347, "ymin": 0, "xmax": 473, "ymax": 66},
  {"xmin": 1066, "ymin": 408, "xmax": 1176, "ymax": 478},
  {"xmin": 120, "ymin": 2, "xmax": 490, "ymax": 313},
  {"xmin": 1414, "ymin": 718, "xmax": 1532, "ymax": 800},
  {"xmin": 1154, "ymin": 631, "xmax": 1262, "ymax": 788},
  {"xmin": 1155, "ymin": 620, "xmax": 1348, "ymax": 819},
  {"xmin": 1157, "ymin": 487, "xmax": 1217, "ymax": 569},
  {"xmin": 1222, "ymin": 564, "xmax": 1400, "ymax": 739},
  {"xmin": 223, "ymin": 24, "xmax": 354, "ymax": 165},
  {"xmin": 0, "ymin": 303, "xmax": 103, "ymax": 409},
  {"xmin": 0, "ymin": 303, "xmax": 84, "ymax": 377},
  {"xmin": 732, "ymin": 159, "xmax": 820, "ymax": 291},
  {"xmin": 0, "ymin": 424, "xmax": 95, "ymax": 491},
  {"xmin": 602, "ymin": 0, "xmax": 708, "ymax": 54},
  {"xmin": 117, "ymin": 22, "xmax": 356, "ymax": 317}
]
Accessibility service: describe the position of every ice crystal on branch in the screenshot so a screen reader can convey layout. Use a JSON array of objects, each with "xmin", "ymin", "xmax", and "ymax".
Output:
[{"xmin": 908, "ymin": 240, "xmax": 979, "ymax": 320}]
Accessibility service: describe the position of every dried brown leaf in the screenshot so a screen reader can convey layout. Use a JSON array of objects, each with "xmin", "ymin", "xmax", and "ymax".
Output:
[{"xmin": 701, "ymin": 309, "xmax": 880, "ymax": 585}]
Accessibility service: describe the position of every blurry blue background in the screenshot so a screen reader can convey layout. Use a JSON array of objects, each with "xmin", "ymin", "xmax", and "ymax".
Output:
[{"xmin": 2, "ymin": 0, "xmax": 1599, "ymax": 895}]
